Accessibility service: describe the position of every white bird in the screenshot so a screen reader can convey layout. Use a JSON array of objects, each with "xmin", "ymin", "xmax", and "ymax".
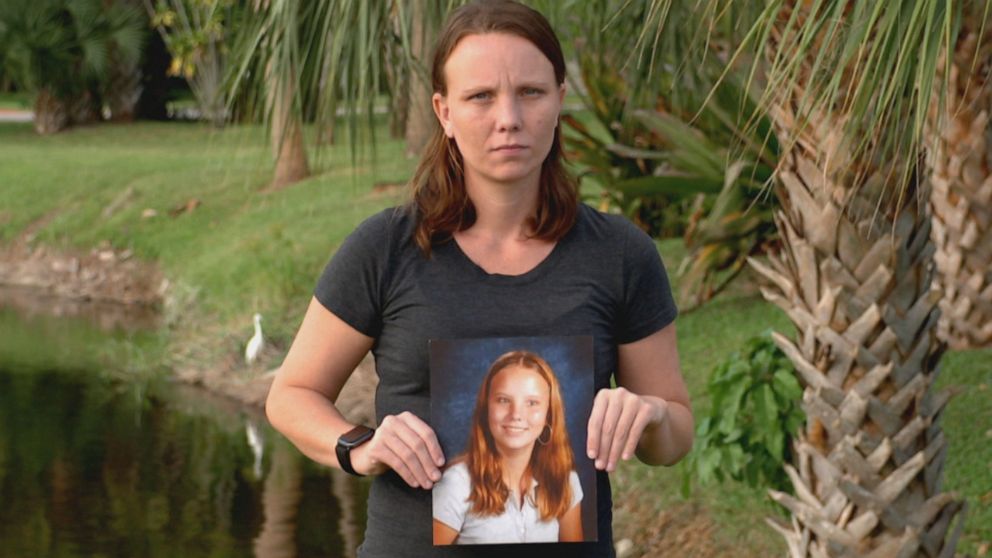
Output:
[
  {"xmin": 245, "ymin": 313, "xmax": 265, "ymax": 365},
  {"xmin": 245, "ymin": 420, "xmax": 265, "ymax": 479}
]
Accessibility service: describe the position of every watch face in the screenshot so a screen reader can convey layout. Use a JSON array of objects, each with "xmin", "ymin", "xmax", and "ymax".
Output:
[{"xmin": 340, "ymin": 425, "xmax": 374, "ymax": 448}]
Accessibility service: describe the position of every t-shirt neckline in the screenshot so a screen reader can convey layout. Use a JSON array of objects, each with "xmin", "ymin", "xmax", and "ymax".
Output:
[{"xmin": 447, "ymin": 223, "xmax": 574, "ymax": 285}]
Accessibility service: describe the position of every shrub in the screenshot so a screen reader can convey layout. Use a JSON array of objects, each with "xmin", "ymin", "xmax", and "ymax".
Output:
[{"xmin": 685, "ymin": 331, "xmax": 804, "ymax": 493}]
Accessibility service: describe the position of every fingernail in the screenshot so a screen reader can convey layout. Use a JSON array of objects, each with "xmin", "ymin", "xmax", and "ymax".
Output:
[
  {"xmin": 431, "ymin": 471, "xmax": 441, "ymax": 481},
  {"xmin": 622, "ymin": 452, "xmax": 631, "ymax": 460},
  {"xmin": 587, "ymin": 449, "xmax": 595, "ymax": 459},
  {"xmin": 595, "ymin": 459, "xmax": 604, "ymax": 469},
  {"xmin": 607, "ymin": 462, "xmax": 615, "ymax": 471}
]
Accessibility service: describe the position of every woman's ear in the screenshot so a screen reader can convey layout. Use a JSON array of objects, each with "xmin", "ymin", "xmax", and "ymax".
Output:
[{"xmin": 432, "ymin": 92, "xmax": 454, "ymax": 138}]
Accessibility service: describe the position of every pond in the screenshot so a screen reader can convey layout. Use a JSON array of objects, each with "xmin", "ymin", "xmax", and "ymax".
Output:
[{"xmin": 0, "ymin": 288, "xmax": 368, "ymax": 557}]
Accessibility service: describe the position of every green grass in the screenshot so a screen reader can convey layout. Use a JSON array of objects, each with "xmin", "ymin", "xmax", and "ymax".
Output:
[
  {"xmin": 0, "ymin": 120, "xmax": 988, "ymax": 555},
  {"xmin": 0, "ymin": 92, "xmax": 31, "ymax": 110},
  {"xmin": 0, "ymin": 119, "xmax": 412, "ymax": 368}
]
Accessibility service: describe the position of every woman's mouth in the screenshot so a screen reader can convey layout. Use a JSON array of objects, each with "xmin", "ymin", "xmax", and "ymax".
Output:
[{"xmin": 493, "ymin": 144, "xmax": 528, "ymax": 153}]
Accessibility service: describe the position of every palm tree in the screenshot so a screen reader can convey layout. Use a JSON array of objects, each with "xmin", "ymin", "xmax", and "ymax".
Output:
[
  {"xmin": 226, "ymin": 1, "xmax": 466, "ymax": 189},
  {"xmin": 0, "ymin": 0, "xmax": 145, "ymax": 134},
  {"xmin": 663, "ymin": 0, "xmax": 971, "ymax": 555},
  {"xmin": 927, "ymin": 8, "xmax": 992, "ymax": 350},
  {"xmin": 145, "ymin": 0, "xmax": 235, "ymax": 127}
]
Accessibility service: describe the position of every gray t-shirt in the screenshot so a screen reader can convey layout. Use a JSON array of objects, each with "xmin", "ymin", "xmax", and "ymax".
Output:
[{"xmin": 314, "ymin": 203, "xmax": 677, "ymax": 558}]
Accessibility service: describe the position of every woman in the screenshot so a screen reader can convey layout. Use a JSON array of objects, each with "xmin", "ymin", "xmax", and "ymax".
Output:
[
  {"xmin": 433, "ymin": 351, "xmax": 583, "ymax": 545},
  {"xmin": 265, "ymin": 1, "xmax": 694, "ymax": 557}
]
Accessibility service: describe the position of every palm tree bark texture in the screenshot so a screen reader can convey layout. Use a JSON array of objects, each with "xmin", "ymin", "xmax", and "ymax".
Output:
[
  {"xmin": 746, "ymin": 9, "xmax": 966, "ymax": 558},
  {"xmin": 927, "ymin": 19, "xmax": 992, "ymax": 350}
]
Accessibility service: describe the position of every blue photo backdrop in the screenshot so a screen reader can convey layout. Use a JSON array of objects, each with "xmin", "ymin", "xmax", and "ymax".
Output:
[{"xmin": 429, "ymin": 335, "xmax": 597, "ymax": 541}]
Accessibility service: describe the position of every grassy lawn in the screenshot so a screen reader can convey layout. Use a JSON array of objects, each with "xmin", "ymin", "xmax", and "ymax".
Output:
[
  {"xmin": 0, "ymin": 120, "xmax": 988, "ymax": 555},
  {"xmin": 0, "ymin": 92, "xmax": 31, "ymax": 110}
]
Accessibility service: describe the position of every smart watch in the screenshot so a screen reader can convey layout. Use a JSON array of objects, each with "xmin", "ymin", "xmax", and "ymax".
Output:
[{"xmin": 336, "ymin": 425, "xmax": 375, "ymax": 476}]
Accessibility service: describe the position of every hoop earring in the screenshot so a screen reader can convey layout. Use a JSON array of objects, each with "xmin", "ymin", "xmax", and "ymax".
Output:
[{"xmin": 537, "ymin": 424, "xmax": 552, "ymax": 446}]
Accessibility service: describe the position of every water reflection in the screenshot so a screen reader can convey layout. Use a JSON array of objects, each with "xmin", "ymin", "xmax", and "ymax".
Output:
[
  {"xmin": 0, "ymin": 294, "xmax": 369, "ymax": 558},
  {"xmin": 0, "ymin": 285, "xmax": 160, "ymax": 332}
]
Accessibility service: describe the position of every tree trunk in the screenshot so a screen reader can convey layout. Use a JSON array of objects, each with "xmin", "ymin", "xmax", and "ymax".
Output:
[
  {"xmin": 106, "ymin": 57, "xmax": 143, "ymax": 122},
  {"xmin": 927, "ymin": 21, "xmax": 992, "ymax": 349},
  {"xmin": 67, "ymin": 88, "xmax": 103, "ymax": 126},
  {"xmin": 267, "ymin": 60, "xmax": 310, "ymax": 189},
  {"xmin": 252, "ymin": 442, "xmax": 303, "ymax": 558},
  {"xmin": 404, "ymin": 0, "xmax": 436, "ymax": 158},
  {"xmin": 194, "ymin": 39, "xmax": 227, "ymax": 128},
  {"xmin": 746, "ymin": 6, "xmax": 968, "ymax": 549},
  {"xmin": 33, "ymin": 88, "xmax": 69, "ymax": 135},
  {"xmin": 272, "ymin": 117, "xmax": 310, "ymax": 189},
  {"xmin": 750, "ymin": 92, "xmax": 966, "ymax": 555},
  {"xmin": 385, "ymin": 20, "xmax": 410, "ymax": 140}
]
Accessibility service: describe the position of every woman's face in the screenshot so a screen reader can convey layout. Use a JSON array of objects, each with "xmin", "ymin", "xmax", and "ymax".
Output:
[
  {"xmin": 487, "ymin": 364, "xmax": 551, "ymax": 455},
  {"xmin": 433, "ymin": 32, "xmax": 565, "ymax": 188}
]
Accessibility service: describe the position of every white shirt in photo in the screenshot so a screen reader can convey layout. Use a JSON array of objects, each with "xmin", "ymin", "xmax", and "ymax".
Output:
[{"xmin": 433, "ymin": 461, "xmax": 583, "ymax": 544}]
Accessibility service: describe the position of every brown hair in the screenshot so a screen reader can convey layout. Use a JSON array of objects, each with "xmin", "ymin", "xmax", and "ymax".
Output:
[
  {"xmin": 463, "ymin": 350, "xmax": 575, "ymax": 521},
  {"xmin": 408, "ymin": 0, "xmax": 578, "ymax": 255}
]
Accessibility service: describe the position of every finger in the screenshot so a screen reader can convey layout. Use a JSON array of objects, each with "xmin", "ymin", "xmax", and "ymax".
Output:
[
  {"xmin": 382, "ymin": 429, "xmax": 435, "ymax": 489},
  {"xmin": 597, "ymin": 392, "xmax": 622, "ymax": 469},
  {"xmin": 398, "ymin": 412, "xmax": 446, "ymax": 468},
  {"xmin": 391, "ymin": 415, "xmax": 442, "ymax": 483},
  {"xmin": 606, "ymin": 395, "xmax": 640, "ymax": 471},
  {"xmin": 621, "ymin": 403, "xmax": 655, "ymax": 462},
  {"xmin": 587, "ymin": 389, "xmax": 609, "ymax": 461},
  {"xmin": 373, "ymin": 441, "xmax": 419, "ymax": 488}
]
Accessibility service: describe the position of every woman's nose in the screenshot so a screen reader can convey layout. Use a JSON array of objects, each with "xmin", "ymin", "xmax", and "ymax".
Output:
[{"xmin": 495, "ymin": 95, "xmax": 522, "ymax": 132}]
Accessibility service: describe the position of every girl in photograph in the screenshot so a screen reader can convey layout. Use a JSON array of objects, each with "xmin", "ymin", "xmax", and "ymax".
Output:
[
  {"xmin": 433, "ymin": 350, "xmax": 582, "ymax": 545},
  {"xmin": 265, "ymin": 1, "xmax": 694, "ymax": 557}
]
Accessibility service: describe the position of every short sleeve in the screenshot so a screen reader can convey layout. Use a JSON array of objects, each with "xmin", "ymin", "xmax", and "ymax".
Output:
[
  {"xmin": 616, "ymin": 222, "xmax": 678, "ymax": 344},
  {"xmin": 313, "ymin": 211, "xmax": 391, "ymax": 337},
  {"xmin": 568, "ymin": 470, "xmax": 583, "ymax": 509},
  {"xmin": 433, "ymin": 464, "xmax": 471, "ymax": 531}
]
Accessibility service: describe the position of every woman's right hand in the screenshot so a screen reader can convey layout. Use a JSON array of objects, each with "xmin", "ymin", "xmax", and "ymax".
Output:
[{"xmin": 349, "ymin": 411, "xmax": 446, "ymax": 489}]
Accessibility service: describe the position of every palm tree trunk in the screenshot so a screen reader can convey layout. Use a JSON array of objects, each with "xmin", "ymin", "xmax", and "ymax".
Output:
[
  {"xmin": 748, "ymin": 61, "xmax": 966, "ymax": 558},
  {"xmin": 106, "ymin": 57, "xmax": 143, "ymax": 122},
  {"xmin": 267, "ymin": 60, "xmax": 310, "ymax": 190},
  {"xmin": 404, "ymin": 0, "xmax": 436, "ymax": 158},
  {"xmin": 927, "ymin": 21, "xmax": 992, "ymax": 349},
  {"xmin": 33, "ymin": 88, "xmax": 69, "ymax": 135}
]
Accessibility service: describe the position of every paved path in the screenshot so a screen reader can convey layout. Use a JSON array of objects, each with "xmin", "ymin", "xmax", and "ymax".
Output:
[{"xmin": 0, "ymin": 110, "xmax": 32, "ymax": 123}]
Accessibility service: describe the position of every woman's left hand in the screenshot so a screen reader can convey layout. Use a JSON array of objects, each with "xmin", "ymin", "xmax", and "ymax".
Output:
[{"xmin": 586, "ymin": 388, "xmax": 668, "ymax": 472}]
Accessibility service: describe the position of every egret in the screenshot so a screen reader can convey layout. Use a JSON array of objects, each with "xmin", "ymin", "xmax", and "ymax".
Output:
[
  {"xmin": 245, "ymin": 420, "xmax": 264, "ymax": 479},
  {"xmin": 245, "ymin": 313, "xmax": 264, "ymax": 366}
]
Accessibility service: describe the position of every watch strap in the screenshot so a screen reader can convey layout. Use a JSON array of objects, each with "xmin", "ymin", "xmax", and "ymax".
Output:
[{"xmin": 336, "ymin": 425, "xmax": 374, "ymax": 476}]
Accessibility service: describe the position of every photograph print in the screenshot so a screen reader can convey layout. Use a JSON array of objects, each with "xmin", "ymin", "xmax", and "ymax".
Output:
[{"xmin": 430, "ymin": 335, "xmax": 597, "ymax": 546}]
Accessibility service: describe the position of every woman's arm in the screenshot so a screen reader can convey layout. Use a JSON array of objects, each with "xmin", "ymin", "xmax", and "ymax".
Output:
[
  {"xmin": 557, "ymin": 503, "xmax": 583, "ymax": 542},
  {"xmin": 587, "ymin": 322, "xmax": 693, "ymax": 470},
  {"xmin": 266, "ymin": 297, "xmax": 445, "ymax": 488},
  {"xmin": 433, "ymin": 519, "xmax": 459, "ymax": 545}
]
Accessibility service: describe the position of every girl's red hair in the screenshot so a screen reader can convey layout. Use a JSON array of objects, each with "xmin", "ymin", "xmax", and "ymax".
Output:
[{"xmin": 464, "ymin": 350, "xmax": 575, "ymax": 521}]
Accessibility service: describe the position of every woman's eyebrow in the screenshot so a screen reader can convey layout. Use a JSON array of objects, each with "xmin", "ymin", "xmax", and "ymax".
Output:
[{"xmin": 461, "ymin": 85, "xmax": 495, "ymax": 96}]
